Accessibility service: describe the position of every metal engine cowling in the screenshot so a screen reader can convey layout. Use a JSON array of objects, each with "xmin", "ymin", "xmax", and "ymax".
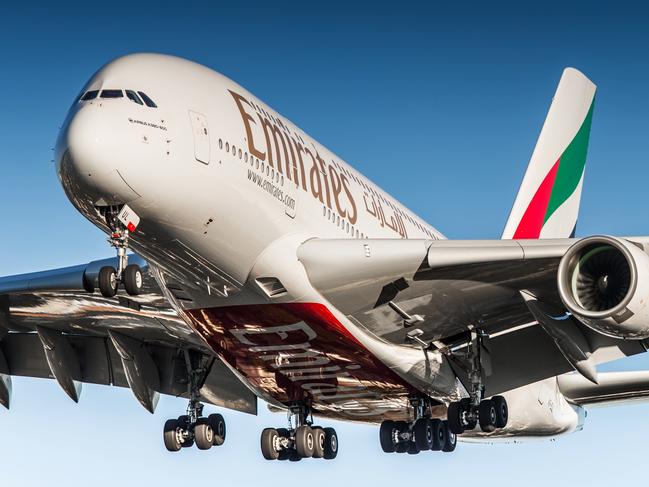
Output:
[{"xmin": 557, "ymin": 236, "xmax": 649, "ymax": 339}]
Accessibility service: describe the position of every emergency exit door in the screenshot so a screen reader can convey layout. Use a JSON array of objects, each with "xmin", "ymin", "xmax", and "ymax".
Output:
[{"xmin": 189, "ymin": 110, "xmax": 210, "ymax": 164}]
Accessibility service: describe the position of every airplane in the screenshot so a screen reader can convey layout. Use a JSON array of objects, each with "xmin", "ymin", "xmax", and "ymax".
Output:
[{"xmin": 1, "ymin": 53, "xmax": 648, "ymax": 462}]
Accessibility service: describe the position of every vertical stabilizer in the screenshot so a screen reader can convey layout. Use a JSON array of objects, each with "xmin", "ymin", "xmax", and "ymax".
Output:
[{"xmin": 502, "ymin": 68, "xmax": 596, "ymax": 239}]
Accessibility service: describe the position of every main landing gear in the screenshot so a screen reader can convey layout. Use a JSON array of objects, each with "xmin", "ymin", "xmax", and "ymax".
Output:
[
  {"xmin": 163, "ymin": 351, "xmax": 227, "ymax": 452},
  {"xmin": 379, "ymin": 397, "xmax": 457, "ymax": 455},
  {"xmin": 260, "ymin": 403, "xmax": 338, "ymax": 461},
  {"xmin": 96, "ymin": 206, "xmax": 143, "ymax": 298},
  {"xmin": 446, "ymin": 329, "xmax": 509, "ymax": 434}
]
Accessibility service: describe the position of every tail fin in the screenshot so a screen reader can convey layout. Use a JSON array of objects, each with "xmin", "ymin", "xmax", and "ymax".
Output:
[{"xmin": 502, "ymin": 68, "xmax": 596, "ymax": 239}]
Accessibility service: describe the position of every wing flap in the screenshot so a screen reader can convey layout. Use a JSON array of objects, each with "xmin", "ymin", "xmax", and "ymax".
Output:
[
  {"xmin": 0, "ymin": 332, "xmax": 257, "ymax": 414},
  {"xmin": 558, "ymin": 371, "xmax": 649, "ymax": 407}
]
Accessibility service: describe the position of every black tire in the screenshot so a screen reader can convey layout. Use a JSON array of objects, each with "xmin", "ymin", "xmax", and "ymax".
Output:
[
  {"xmin": 123, "ymin": 264, "xmax": 143, "ymax": 296},
  {"xmin": 98, "ymin": 266, "xmax": 118, "ymax": 297},
  {"xmin": 447, "ymin": 402, "xmax": 465, "ymax": 434},
  {"xmin": 492, "ymin": 395, "xmax": 508, "ymax": 428},
  {"xmin": 407, "ymin": 441, "xmax": 420, "ymax": 455},
  {"xmin": 260, "ymin": 428, "xmax": 280, "ymax": 460},
  {"xmin": 312, "ymin": 427, "xmax": 326, "ymax": 458},
  {"xmin": 163, "ymin": 419, "xmax": 182, "ymax": 452},
  {"xmin": 394, "ymin": 421, "xmax": 409, "ymax": 453},
  {"xmin": 288, "ymin": 450, "xmax": 302, "ymax": 462},
  {"xmin": 441, "ymin": 421, "xmax": 457, "ymax": 452},
  {"xmin": 413, "ymin": 418, "xmax": 433, "ymax": 451},
  {"xmin": 295, "ymin": 425, "xmax": 315, "ymax": 458},
  {"xmin": 430, "ymin": 419, "xmax": 446, "ymax": 451},
  {"xmin": 479, "ymin": 399, "xmax": 497, "ymax": 433},
  {"xmin": 323, "ymin": 427, "xmax": 338, "ymax": 460},
  {"xmin": 379, "ymin": 420, "xmax": 397, "ymax": 453},
  {"xmin": 194, "ymin": 419, "xmax": 214, "ymax": 450},
  {"xmin": 208, "ymin": 413, "xmax": 226, "ymax": 446}
]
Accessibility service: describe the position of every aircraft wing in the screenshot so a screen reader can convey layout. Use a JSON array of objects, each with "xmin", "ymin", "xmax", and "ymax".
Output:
[
  {"xmin": 0, "ymin": 255, "xmax": 257, "ymax": 414},
  {"xmin": 297, "ymin": 237, "xmax": 649, "ymax": 397}
]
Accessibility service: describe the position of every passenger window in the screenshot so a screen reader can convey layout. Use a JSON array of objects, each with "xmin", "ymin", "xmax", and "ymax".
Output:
[
  {"xmin": 125, "ymin": 90, "xmax": 143, "ymax": 105},
  {"xmin": 81, "ymin": 90, "xmax": 99, "ymax": 100},
  {"xmin": 100, "ymin": 89, "xmax": 123, "ymax": 98},
  {"xmin": 138, "ymin": 91, "xmax": 157, "ymax": 108}
]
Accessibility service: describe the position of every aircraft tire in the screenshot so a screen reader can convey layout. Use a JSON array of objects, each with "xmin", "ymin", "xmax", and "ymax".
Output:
[
  {"xmin": 447, "ymin": 402, "xmax": 465, "ymax": 434},
  {"xmin": 295, "ymin": 425, "xmax": 315, "ymax": 458},
  {"xmin": 312, "ymin": 427, "xmax": 326, "ymax": 458},
  {"xmin": 98, "ymin": 266, "xmax": 118, "ymax": 297},
  {"xmin": 123, "ymin": 264, "xmax": 143, "ymax": 295},
  {"xmin": 163, "ymin": 419, "xmax": 182, "ymax": 452},
  {"xmin": 479, "ymin": 399, "xmax": 497, "ymax": 433},
  {"xmin": 194, "ymin": 419, "xmax": 214, "ymax": 450},
  {"xmin": 323, "ymin": 427, "xmax": 338, "ymax": 460},
  {"xmin": 379, "ymin": 420, "xmax": 397, "ymax": 453},
  {"xmin": 430, "ymin": 418, "xmax": 446, "ymax": 451},
  {"xmin": 208, "ymin": 413, "xmax": 226, "ymax": 446},
  {"xmin": 492, "ymin": 395, "xmax": 508, "ymax": 428},
  {"xmin": 260, "ymin": 428, "xmax": 281, "ymax": 460},
  {"xmin": 441, "ymin": 421, "xmax": 457, "ymax": 452},
  {"xmin": 413, "ymin": 418, "xmax": 432, "ymax": 451}
]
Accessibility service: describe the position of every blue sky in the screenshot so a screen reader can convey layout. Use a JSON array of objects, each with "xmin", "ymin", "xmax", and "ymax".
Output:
[{"xmin": 1, "ymin": 1, "xmax": 649, "ymax": 485}]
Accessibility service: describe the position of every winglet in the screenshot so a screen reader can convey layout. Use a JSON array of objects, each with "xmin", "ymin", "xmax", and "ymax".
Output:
[{"xmin": 502, "ymin": 68, "xmax": 596, "ymax": 239}]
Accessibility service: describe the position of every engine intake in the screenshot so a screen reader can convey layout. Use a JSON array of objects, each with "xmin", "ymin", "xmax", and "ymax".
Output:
[{"xmin": 557, "ymin": 236, "xmax": 649, "ymax": 339}]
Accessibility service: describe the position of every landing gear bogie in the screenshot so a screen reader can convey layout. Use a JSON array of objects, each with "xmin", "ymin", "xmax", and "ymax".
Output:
[
  {"xmin": 379, "ymin": 416, "xmax": 455, "ymax": 455},
  {"xmin": 260, "ymin": 404, "xmax": 339, "ymax": 461},
  {"xmin": 446, "ymin": 395, "xmax": 509, "ymax": 434},
  {"xmin": 162, "ymin": 352, "xmax": 226, "ymax": 453}
]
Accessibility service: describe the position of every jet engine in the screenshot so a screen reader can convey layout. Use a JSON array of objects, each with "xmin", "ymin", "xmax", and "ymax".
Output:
[{"xmin": 557, "ymin": 236, "xmax": 649, "ymax": 339}]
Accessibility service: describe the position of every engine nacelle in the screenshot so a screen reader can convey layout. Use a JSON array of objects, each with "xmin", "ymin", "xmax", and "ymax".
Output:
[{"xmin": 557, "ymin": 235, "xmax": 649, "ymax": 339}]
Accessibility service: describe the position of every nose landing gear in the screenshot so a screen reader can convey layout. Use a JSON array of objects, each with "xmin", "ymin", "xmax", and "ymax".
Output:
[
  {"xmin": 260, "ymin": 403, "xmax": 338, "ymax": 461},
  {"xmin": 96, "ymin": 205, "xmax": 143, "ymax": 298}
]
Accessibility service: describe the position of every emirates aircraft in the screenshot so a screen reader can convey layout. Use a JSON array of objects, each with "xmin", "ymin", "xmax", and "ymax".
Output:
[{"xmin": 2, "ymin": 53, "xmax": 648, "ymax": 461}]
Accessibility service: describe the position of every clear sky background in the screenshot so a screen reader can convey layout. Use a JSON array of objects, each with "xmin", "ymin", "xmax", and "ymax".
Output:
[{"xmin": 1, "ymin": 1, "xmax": 648, "ymax": 485}]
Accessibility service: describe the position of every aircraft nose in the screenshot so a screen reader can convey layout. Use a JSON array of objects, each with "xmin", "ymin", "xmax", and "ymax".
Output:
[{"xmin": 56, "ymin": 104, "xmax": 140, "ymax": 206}]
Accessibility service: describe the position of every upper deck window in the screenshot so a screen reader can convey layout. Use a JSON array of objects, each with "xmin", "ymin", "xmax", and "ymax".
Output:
[
  {"xmin": 100, "ymin": 89, "xmax": 124, "ymax": 98},
  {"xmin": 125, "ymin": 90, "xmax": 143, "ymax": 105},
  {"xmin": 137, "ymin": 91, "xmax": 157, "ymax": 108},
  {"xmin": 80, "ymin": 90, "xmax": 99, "ymax": 101}
]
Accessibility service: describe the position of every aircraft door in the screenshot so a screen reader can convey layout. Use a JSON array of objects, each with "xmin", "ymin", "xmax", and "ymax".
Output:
[{"xmin": 189, "ymin": 110, "xmax": 210, "ymax": 164}]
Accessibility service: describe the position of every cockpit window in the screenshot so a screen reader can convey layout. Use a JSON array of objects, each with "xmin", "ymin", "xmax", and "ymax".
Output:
[
  {"xmin": 100, "ymin": 89, "xmax": 124, "ymax": 98},
  {"xmin": 138, "ymin": 91, "xmax": 157, "ymax": 108},
  {"xmin": 125, "ymin": 90, "xmax": 143, "ymax": 105},
  {"xmin": 81, "ymin": 90, "xmax": 99, "ymax": 101}
]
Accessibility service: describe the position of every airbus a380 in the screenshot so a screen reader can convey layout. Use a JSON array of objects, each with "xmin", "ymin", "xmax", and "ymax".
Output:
[{"xmin": 2, "ymin": 53, "xmax": 648, "ymax": 461}]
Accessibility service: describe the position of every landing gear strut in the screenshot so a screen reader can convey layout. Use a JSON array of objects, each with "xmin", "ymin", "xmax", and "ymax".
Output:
[
  {"xmin": 446, "ymin": 329, "xmax": 508, "ymax": 434},
  {"xmin": 379, "ymin": 397, "xmax": 456, "ymax": 455},
  {"xmin": 163, "ymin": 351, "xmax": 226, "ymax": 452},
  {"xmin": 260, "ymin": 403, "xmax": 338, "ymax": 461},
  {"xmin": 96, "ymin": 206, "xmax": 143, "ymax": 298}
]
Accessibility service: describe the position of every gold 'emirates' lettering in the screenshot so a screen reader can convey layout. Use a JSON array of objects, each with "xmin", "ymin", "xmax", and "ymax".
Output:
[{"xmin": 229, "ymin": 90, "xmax": 358, "ymax": 224}]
